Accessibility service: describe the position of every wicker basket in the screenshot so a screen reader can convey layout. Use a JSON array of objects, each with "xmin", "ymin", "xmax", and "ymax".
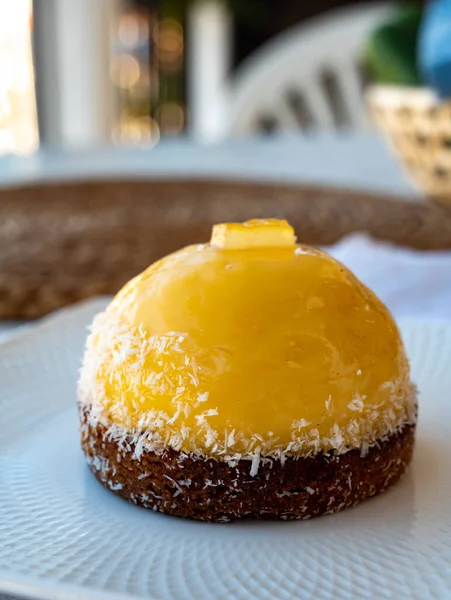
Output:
[{"xmin": 367, "ymin": 85, "xmax": 451, "ymax": 204}]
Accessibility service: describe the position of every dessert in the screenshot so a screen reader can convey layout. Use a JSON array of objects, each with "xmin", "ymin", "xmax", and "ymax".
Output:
[{"xmin": 78, "ymin": 219, "xmax": 417, "ymax": 521}]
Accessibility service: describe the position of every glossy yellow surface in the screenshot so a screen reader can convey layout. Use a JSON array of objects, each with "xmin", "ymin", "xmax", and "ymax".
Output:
[{"xmin": 93, "ymin": 219, "xmax": 410, "ymax": 454}]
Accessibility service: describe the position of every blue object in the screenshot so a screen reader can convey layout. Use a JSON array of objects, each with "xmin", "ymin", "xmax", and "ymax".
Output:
[{"xmin": 419, "ymin": 0, "xmax": 451, "ymax": 98}]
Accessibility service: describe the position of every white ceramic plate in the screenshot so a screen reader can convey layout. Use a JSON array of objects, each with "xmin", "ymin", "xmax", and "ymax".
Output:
[{"xmin": 0, "ymin": 299, "xmax": 451, "ymax": 600}]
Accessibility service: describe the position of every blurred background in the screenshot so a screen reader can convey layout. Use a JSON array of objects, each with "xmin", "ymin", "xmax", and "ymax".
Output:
[{"xmin": 0, "ymin": 0, "xmax": 425, "ymax": 153}]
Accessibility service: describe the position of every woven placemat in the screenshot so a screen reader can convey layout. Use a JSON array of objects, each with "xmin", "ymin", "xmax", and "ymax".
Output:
[{"xmin": 1, "ymin": 178, "xmax": 450, "ymax": 319}]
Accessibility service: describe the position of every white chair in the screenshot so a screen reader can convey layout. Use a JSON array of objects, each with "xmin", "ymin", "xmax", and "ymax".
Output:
[{"xmin": 225, "ymin": 3, "xmax": 393, "ymax": 136}]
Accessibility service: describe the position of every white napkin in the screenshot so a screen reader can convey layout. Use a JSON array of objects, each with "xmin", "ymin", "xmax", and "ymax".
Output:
[{"xmin": 328, "ymin": 234, "xmax": 451, "ymax": 320}]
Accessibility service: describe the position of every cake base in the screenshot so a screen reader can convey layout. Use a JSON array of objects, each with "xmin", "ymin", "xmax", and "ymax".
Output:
[{"xmin": 80, "ymin": 406, "xmax": 415, "ymax": 522}]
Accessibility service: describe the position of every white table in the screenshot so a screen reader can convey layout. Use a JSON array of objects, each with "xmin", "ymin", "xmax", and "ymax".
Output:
[{"xmin": 0, "ymin": 132, "xmax": 417, "ymax": 198}]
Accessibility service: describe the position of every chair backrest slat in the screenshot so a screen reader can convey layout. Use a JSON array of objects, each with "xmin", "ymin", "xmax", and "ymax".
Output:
[{"xmin": 225, "ymin": 3, "xmax": 392, "ymax": 136}]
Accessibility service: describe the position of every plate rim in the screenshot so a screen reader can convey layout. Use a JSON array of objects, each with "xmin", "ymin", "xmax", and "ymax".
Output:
[
  {"xmin": 0, "ymin": 569, "xmax": 147, "ymax": 600},
  {"xmin": 0, "ymin": 297, "xmax": 111, "ymax": 350}
]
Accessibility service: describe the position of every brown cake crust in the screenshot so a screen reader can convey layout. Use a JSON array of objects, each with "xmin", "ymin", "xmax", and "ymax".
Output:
[{"xmin": 80, "ymin": 405, "xmax": 415, "ymax": 522}]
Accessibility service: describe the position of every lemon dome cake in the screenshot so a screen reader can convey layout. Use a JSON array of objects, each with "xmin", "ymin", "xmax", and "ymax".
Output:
[{"xmin": 78, "ymin": 219, "xmax": 417, "ymax": 521}]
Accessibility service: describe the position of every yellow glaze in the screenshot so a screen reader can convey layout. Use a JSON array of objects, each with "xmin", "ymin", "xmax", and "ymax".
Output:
[
  {"xmin": 211, "ymin": 218, "xmax": 296, "ymax": 249},
  {"xmin": 81, "ymin": 219, "xmax": 414, "ymax": 458}
]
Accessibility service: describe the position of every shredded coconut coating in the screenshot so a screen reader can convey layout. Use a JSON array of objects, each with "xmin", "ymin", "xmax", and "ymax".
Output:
[{"xmin": 78, "ymin": 310, "xmax": 418, "ymax": 468}]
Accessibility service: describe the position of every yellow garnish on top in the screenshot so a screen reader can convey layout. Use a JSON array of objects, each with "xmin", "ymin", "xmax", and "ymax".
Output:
[{"xmin": 211, "ymin": 219, "xmax": 296, "ymax": 250}]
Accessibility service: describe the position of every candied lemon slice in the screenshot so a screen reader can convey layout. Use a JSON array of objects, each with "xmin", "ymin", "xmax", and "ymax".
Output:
[{"xmin": 211, "ymin": 219, "xmax": 296, "ymax": 250}]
